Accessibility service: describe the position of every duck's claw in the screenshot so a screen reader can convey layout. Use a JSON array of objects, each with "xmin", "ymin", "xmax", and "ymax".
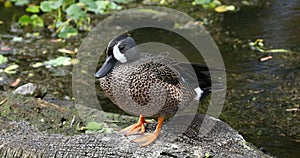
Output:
[
  {"xmin": 133, "ymin": 132, "xmax": 159, "ymax": 147},
  {"xmin": 134, "ymin": 116, "xmax": 164, "ymax": 147},
  {"xmin": 119, "ymin": 115, "xmax": 148, "ymax": 136}
]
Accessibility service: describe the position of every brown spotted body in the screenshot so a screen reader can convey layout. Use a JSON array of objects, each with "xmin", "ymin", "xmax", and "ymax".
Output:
[{"xmin": 99, "ymin": 53, "xmax": 195, "ymax": 118}]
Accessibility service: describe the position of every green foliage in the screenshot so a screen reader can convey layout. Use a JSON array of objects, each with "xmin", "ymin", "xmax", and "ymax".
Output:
[
  {"xmin": 4, "ymin": 64, "xmax": 19, "ymax": 74},
  {"xmin": 43, "ymin": 56, "xmax": 71, "ymax": 67},
  {"xmin": 0, "ymin": 55, "xmax": 8, "ymax": 64},
  {"xmin": 26, "ymin": 5, "xmax": 40, "ymax": 13},
  {"xmin": 85, "ymin": 121, "xmax": 103, "ymax": 131},
  {"xmin": 18, "ymin": 15, "xmax": 31, "ymax": 26},
  {"xmin": 30, "ymin": 14, "xmax": 44, "ymax": 27},
  {"xmin": 18, "ymin": 14, "xmax": 44, "ymax": 27},
  {"xmin": 9, "ymin": 0, "xmax": 29, "ymax": 6},
  {"xmin": 66, "ymin": 4, "xmax": 87, "ymax": 20},
  {"xmin": 13, "ymin": 0, "xmax": 124, "ymax": 39},
  {"xmin": 58, "ymin": 26, "xmax": 78, "ymax": 39},
  {"xmin": 192, "ymin": 0, "xmax": 220, "ymax": 9},
  {"xmin": 40, "ymin": 0, "xmax": 63, "ymax": 12},
  {"xmin": 80, "ymin": 121, "xmax": 114, "ymax": 133}
]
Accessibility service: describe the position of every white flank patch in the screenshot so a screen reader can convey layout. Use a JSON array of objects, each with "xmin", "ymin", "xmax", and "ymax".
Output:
[
  {"xmin": 194, "ymin": 87, "xmax": 204, "ymax": 100},
  {"xmin": 113, "ymin": 42, "xmax": 127, "ymax": 63}
]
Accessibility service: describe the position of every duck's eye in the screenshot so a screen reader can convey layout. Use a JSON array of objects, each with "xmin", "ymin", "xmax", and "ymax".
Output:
[{"xmin": 119, "ymin": 45, "xmax": 125, "ymax": 50}]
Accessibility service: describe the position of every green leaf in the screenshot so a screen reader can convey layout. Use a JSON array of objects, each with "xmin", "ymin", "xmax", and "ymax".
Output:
[
  {"xmin": 192, "ymin": 0, "xmax": 211, "ymax": 5},
  {"xmin": 40, "ymin": 1, "xmax": 52, "ymax": 12},
  {"xmin": 107, "ymin": 1, "xmax": 122, "ymax": 10},
  {"xmin": 12, "ymin": 37, "xmax": 23, "ymax": 42},
  {"xmin": 0, "ymin": 55, "xmax": 8, "ymax": 64},
  {"xmin": 44, "ymin": 56, "xmax": 71, "ymax": 67},
  {"xmin": 80, "ymin": 0, "xmax": 96, "ymax": 8},
  {"xmin": 26, "ymin": 5, "xmax": 40, "ymax": 13},
  {"xmin": 30, "ymin": 14, "xmax": 44, "ymax": 28},
  {"xmin": 32, "ymin": 62, "xmax": 44, "ymax": 68},
  {"xmin": 86, "ymin": 122, "xmax": 103, "ymax": 131},
  {"xmin": 58, "ymin": 26, "xmax": 78, "ymax": 39},
  {"xmin": 18, "ymin": 15, "xmax": 32, "ymax": 26},
  {"xmin": 10, "ymin": 0, "xmax": 29, "ymax": 6},
  {"xmin": 4, "ymin": 64, "xmax": 19, "ymax": 74},
  {"xmin": 90, "ymin": 1, "xmax": 121, "ymax": 14},
  {"xmin": 66, "ymin": 4, "xmax": 87, "ymax": 20},
  {"xmin": 113, "ymin": 0, "xmax": 132, "ymax": 4},
  {"xmin": 40, "ymin": 0, "xmax": 63, "ymax": 12},
  {"xmin": 63, "ymin": 0, "xmax": 76, "ymax": 6}
]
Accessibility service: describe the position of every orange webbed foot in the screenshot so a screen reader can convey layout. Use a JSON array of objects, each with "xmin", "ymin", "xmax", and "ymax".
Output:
[
  {"xmin": 133, "ymin": 116, "xmax": 164, "ymax": 147},
  {"xmin": 119, "ymin": 115, "xmax": 149, "ymax": 136},
  {"xmin": 133, "ymin": 132, "xmax": 159, "ymax": 147}
]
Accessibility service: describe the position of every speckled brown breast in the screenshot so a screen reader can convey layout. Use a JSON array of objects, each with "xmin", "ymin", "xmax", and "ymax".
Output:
[{"xmin": 98, "ymin": 54, "xmax": 195, "ymax": 118}]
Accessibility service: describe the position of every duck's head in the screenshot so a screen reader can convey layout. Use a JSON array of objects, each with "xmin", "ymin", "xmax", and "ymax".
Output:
[{"xmin": 95, "ymin": 34, "xmax": 139, "ymax": 79}]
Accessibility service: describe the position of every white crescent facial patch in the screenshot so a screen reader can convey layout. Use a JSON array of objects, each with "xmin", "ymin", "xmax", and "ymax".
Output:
[{"xmin": 113, "ymin": 42, "xmax": 127, "ymax": 63}]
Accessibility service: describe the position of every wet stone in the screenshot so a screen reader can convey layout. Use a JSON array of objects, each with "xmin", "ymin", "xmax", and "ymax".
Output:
[{"xmin": 14, "ymin": 83, "xmax": 47, "ymax": 98}]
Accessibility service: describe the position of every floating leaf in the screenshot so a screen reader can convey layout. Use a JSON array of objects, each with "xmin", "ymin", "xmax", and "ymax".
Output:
[
  {"xmin": 215, "ymin": 5, "xmax": 235, "ymax": 13},
  {"xmin": 26, "ymin": 5, "xmax": 40, "ymax": 13},
  {"xmin": 249, "ymin": 39, "xmax": 294, "ymax": 53},
  {"xmin": 44, "ymin": 56, "xmax": 71, "ymax": 67},
  {"xmin": 0, "ymin": 55, "xmax": 8, "ymax": 64},
  {"xmin": 58, "ymin": 48, "xmax": 76, "ymax": 54},
  {"xmin": 259, "ymin": 56, "xmax": 273, "ymax": 62},
  {"xmin": 192, "ymin": 0, "xmax": 212, "ymax": 5},
  {"xmin": 0, "ymin": 47, "xmax": 11, "ymax": 51},
  {"xmin": 10, "ymin": 78, "xmax": 21, "ymax": 87},
  {"xmin": 4, "ymin": 64, "xmax": 19, "ymax": 74},
  {"xmin": 12, "ymin": 37, "xmax": 23, "ymax": 42},
  {"xmin": 32, "ymin": 62, "xmax": 44, "ymax": 68},
  {"xmin": 10, "ymin": 0, "xmax": 29, "ymax": 6}
]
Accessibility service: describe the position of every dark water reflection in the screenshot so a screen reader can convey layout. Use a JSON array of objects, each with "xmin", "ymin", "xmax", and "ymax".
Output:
[{"xmin": 222, "ymin": 0, "xmax": 300, "ymax": 157}]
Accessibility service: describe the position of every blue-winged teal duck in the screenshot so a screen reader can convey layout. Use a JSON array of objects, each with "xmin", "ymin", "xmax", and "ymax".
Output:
[{"xmin": 95, "ymin": 34, "xmax": 211, "ymax": 146}]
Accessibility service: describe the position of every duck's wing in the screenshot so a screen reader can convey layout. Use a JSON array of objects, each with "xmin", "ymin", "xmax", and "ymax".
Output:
[
  {"xmin": 141, "ymin": 53, "xmax": 223, "ymax": 99},
  {"xmin": 145, "ymin": 53, "xmax": 211, "ymax": 90}
]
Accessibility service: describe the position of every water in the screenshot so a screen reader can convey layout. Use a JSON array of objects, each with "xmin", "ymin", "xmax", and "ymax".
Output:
[{"xmin": 221, "ymin": 0, "xmax": 300, "ymax": 157}]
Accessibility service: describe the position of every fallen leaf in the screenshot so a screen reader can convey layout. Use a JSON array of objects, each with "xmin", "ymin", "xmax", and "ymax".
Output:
[
  {"xmin": 215, "ymin": 5, "xmax": 235, "ymax": 13},
  {"xmin": 286, "ymin": 108, "xmax": 300, "ymax": 112},
  {"xmin": 4, "ymin": 64, "xmax": 19, "ymax": 74},
  {"xmin": 259, "ymin": 56, "xmax": 273, "ymax": 62},
  {"xmin": 10, "ymin": 78, "xmax": 21, "ymax": 87},
  {"xmin": 58, "ymin": 48, "xmax": 76, "ymax": 54},
  {"xmin": 1, "ymin": 47, "xmax": 11, "ymax": 51},
  {"xmin": 32, "ymin": 62, "xmax": 44, "ymax": 68},
  {"xmin": 50, "ymin": 39, "xmax": 62, "ymax": 43}
]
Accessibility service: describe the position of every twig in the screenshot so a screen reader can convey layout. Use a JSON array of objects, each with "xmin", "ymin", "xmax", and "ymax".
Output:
[
  {"xmin": 0, "ymin": 97, "xmax": 8, "ymax": 106},
  {"xmin": 38, "ymin": 99, "xmax": 66, "ymax": 113},
  {"xmin": 70, "ymin": 115, "xmax": 76, "ymax": 127},
  {"xmin": 286, "ymin": 108, "xmax": 300, "ymax": 112}
]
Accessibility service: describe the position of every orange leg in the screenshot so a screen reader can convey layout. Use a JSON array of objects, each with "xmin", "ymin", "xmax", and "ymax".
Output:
[
  {"xmin": 133, "ymin": 116, "xmax": 164, "ymax": 147},
  {"xmin": 119, "ymin": 115, "xmax": 149, "ymax": 136}
]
